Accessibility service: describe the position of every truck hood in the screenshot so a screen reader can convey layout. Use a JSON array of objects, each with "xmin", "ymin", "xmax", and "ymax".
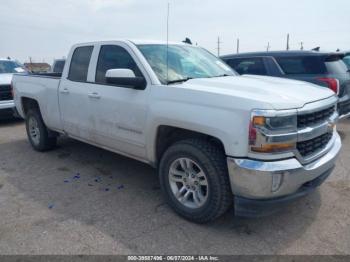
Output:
[
  {"xmin": 180, "ymin": 75, "xmax": 335, "ymax": 110},
  {"xmin": 0, "ymin": 74, "xmax": 14, "ymax": 85}
]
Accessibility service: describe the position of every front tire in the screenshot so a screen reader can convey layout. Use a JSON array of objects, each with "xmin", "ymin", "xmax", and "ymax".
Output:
[
  {"xmin": 159, "ymin": 139, "xmax": 232, "ymax": 223},
  {"xmin": 25, "ymin": 109, "xmax": 57, "ymax": 151}
]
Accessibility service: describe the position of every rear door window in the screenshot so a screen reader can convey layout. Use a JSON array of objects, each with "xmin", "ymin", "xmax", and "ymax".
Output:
[
  {"xmin": 95, "ymin": 45, "xmax": 142, "ymax": 84},
  {"xmin": 325, "ymin": 59, "xmax": 349, "ymax": 74},
  {"xmin": 343, "ymin": 56, "xmax": 350, "ymax": 69},
  {"xmin": 275, "ymin": 56, "xmax": 326, "ymax": 75},
  {"xmin": 68, "ymin": 46, "xmax": 93, "ymax": 82},
  {"xmin": 226, "ymin": 57, "xmax": 267, "ymax": 75}
]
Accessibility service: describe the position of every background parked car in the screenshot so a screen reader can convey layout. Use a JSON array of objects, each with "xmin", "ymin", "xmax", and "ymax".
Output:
[
  {"xmin": 221, "ymin": 51, "xmax": 350, "ymax": 118},
  {"xmin": 343, "ymin": 51, "xmax": 350, "ymax": 69},
  {"xmin": 0, "ymin": 58, "xmax": 26, "ymax": 119},
  {"xmin": 51, "ymin": 59, "xmax": 65, "ymax": 74}
]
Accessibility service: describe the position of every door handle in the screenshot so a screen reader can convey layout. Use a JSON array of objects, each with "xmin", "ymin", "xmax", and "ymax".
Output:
[
  {"xmin": 60, "ymin": 88, "xmax": 69, "ymax": 94},
  {"xmin": 88, "ymin": 92, "xmax": 101, "ymax": 99}
]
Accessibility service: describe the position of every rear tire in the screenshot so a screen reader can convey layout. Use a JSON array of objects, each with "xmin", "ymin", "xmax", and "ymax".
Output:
[
  {"xmin": 25, "ymin": 109, "xmax": 57, "ymax": 151},
  {"xmin": 159, "ymin": 139, "xmax": 232, "ymax": 223}
]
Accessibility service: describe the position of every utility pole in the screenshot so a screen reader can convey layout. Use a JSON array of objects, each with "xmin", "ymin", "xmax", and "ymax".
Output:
[
  {"xmin": 300, "ymin": 41, "xmax": 304, "ymax": 50},
  {"xmin": 28, "ymin": 57, "xmax": 33, "ymax": 73},
  {"xmin": 286, "ymin": 33, "xmax": 290, "ymax": 51},
  {"xmin": 266, "ymin": 42, "xmax": 270, "ymax": 52},
  {"xmin": 236, "ymin": 38, "xmax": 240, "ymax": 54},
  {"xmin": 217, "ymin": 36, "xmax": 222, "ymax": 56}
]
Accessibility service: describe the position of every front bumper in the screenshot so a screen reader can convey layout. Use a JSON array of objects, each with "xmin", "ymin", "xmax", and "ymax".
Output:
[
  {"xmin": 0, "ymin": 100, "xmax": 15, "ymax": 110},
  {"xmin": 227, "ymin": 131, "xmax": 341, "ymax": 217},
  {"xmin": 0, "ymin": 100, "xmax": 16, "ymax": 119},
  {"xmin": 234, "ymin": 168, "xmax": 333, "ymax": 217}
]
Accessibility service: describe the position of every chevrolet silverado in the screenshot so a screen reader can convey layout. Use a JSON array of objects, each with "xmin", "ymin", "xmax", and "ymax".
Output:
[{"xmin": 12, "ymin": 40, "xmax": 341, "ymax": 222}]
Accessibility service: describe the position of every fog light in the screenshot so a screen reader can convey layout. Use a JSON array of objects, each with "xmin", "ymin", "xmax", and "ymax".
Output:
[{"xmin": 271, "ymin": 173, "xmax": 284, "ymax": 193}]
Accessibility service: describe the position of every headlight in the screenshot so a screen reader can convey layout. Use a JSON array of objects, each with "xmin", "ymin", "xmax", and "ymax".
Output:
[
  {"xmin": 249, "ymin": 111, "xmax": 297, "ymax": 154},
  {"xmin": 266, "ymin": 115, "xmax": 297, "ymax": 130},
  {"xmin": 252, "ymin": 115, "xmax": 297, "ymax": 131}
]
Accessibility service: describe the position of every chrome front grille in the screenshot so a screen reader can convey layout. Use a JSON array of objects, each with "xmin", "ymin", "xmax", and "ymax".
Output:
[
  {"xmin": 247, "ymin": 97, "xmax": 338, "ymax": 164},
  {"xmin": 297, "ymin": 132, "xmax": 333, "ymax": 157},
  {"xmin": 297, "ymin": 106, "xmax": 335, "ymax": 128},
  {"xmin": 295, "ymin": 100, "xmax": 338, "ymax": 162},
  {"xmin": 0, "ymin": 85, "xmax": 12, "ymax": 101}
]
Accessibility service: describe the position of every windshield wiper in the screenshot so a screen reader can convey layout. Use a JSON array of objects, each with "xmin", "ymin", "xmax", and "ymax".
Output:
[
  {"xmin": 211, "ymin": 74, "xmax": 231, "ymax": 78},
  {"xmin": 167, "ymin": 77, "xmax": 192, "ymax": 85}
]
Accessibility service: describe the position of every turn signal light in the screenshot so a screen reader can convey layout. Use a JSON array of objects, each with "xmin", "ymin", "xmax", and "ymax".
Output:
[
  {"xmin": 251, "ymin": 143, "xmax": 295, "ymax": 153},
  {"xmin": 252, "ymin": 116, "xmax": 265, "ymax": 126}
]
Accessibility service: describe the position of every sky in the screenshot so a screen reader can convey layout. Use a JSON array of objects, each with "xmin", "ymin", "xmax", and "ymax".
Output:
[{"xmin": 0, "ymin": 0, "xmax": 349, "ymax": 64}]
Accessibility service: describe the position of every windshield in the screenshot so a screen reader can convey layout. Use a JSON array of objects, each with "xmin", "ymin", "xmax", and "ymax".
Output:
[
  {"xmin": 0, "ymin": 60, "xmax": 25, "ymax": 74},
  {"xmin": 137, "ymin": 44, "xmax": 236, "ymax": 84}
]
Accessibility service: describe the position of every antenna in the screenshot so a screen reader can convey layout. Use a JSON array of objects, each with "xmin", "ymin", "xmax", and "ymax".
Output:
[{"xmin": 166, "ymin": 2, "xmax": 170, "ymax": 84}]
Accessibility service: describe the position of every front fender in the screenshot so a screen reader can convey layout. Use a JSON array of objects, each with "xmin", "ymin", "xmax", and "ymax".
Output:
[{"xmin": 145, "ymin": 100, "xmax": 250, "ymax": 163}]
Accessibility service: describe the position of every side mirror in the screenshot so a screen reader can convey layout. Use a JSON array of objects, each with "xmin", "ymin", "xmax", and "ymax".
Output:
[{"xmin": 105, "ymin": 69, "xmax": 146, "ymax": 90}]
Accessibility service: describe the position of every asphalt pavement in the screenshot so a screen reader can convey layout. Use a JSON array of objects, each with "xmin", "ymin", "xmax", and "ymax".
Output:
[{"xmin": 0, "ymin": 119, "xmax": 349, "ymax": 255}]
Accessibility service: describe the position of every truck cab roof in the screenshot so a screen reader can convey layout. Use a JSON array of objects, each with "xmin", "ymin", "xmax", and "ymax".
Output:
[
  {"xmin": 72, "ymin": 39, "xmax": 189, "ymax": 47},
  {"xmin": 221, "ymin": 50, "xmax": 344, "ymax": 59}
]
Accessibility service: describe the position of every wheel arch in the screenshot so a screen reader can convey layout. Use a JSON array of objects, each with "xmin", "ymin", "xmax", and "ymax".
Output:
[
  {"xmin": 153, "ymin": 125, "xmax": 226, "ymax": 167},
  {"xmin": 21, "ymin": 97, "xmax": 41, "ymax": 118}
]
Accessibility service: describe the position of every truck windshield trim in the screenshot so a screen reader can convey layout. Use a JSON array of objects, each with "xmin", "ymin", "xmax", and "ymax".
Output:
[{"xmin": 137, "ymin": 44, "xmax": 236, "ymax": 84}]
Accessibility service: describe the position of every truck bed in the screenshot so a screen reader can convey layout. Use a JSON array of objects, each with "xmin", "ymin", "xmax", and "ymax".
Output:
[
  {"xmin": 13, "ymin": 73, "xmax": 63, "ymax": 131},
  {"xmin": 25, "ymin": 72, "xmax": 62, "ymax": 78}
]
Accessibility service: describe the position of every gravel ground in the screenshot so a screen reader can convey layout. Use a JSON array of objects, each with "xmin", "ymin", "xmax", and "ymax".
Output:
[{"xmin": 0, "ymin": 118, "xmax": 349, "ymax": 255}]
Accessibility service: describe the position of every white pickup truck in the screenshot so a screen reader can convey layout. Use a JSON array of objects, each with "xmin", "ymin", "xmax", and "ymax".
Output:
[
  {"xmin": 0, "ymin": 58, "xmax": 26, "ymax": 118},
  {"xmin": 13, "ymin": 40, "xmax": 341, "ymax": 222}
]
